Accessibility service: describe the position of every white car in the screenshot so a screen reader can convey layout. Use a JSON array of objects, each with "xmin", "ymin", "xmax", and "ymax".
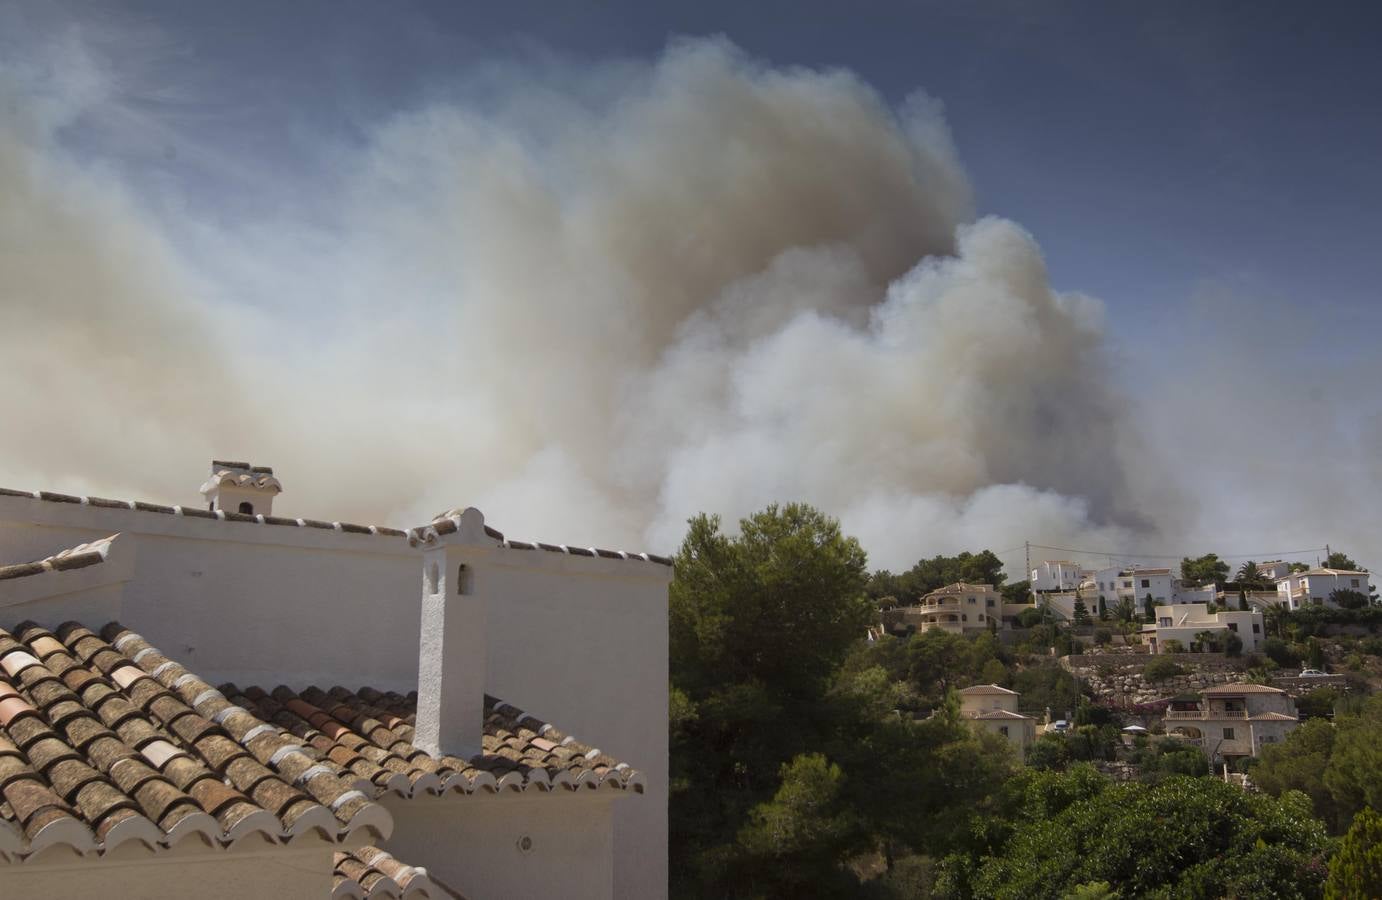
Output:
[{"xmin": 1298, "ymin": 668, "xmax": 1328, "ymax": 677}]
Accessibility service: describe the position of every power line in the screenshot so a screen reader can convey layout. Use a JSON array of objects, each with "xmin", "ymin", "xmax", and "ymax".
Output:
[{"xmin": 1025, "ymin": 542, "xmax": 1326, "ymax": 562}]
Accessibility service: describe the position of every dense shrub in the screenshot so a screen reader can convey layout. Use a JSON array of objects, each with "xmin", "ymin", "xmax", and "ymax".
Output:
[{"xmin": 1143, "ymin": 657, "xmax": 1186, "ymax": 681}]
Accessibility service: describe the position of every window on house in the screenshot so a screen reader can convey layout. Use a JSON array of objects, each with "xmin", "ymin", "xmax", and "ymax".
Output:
[
  {"xmin": 1122, "ymin": 580, "xmax": 1132, "ymax": 589},
  {"xmin": 1158, "ymin": 617, "xmax": 1172, "ymax": 627},
  {"xmin": 1227, "ymin": 623, "xmax": 1238, "ymax": 632},
  {"xmin": 1223, "ymin": 727, "xmax": 1235, "ymax": 740},
  {"xmin": 999, "ymin": 726, "xmax": 1009, "ymax": 737},
  {"xmin": 987, "ymin": 598, "xmax": 995, "ymax": 607},
  {"xmin": 1352, "ymin": 578, "xmax": 1361, "ymax": 588},
  {"xmin": 456, "ymin": 564, "xmax": 472, "ymax": 595},
  {"xmin": 1141, "ymin": 579, "xmax": 1150, "ymax": 588},
  {"xmin": 238, "ymin": 501, "xmax": 254, "ymax": 515},
  {"xmin": 962, "ymin": 614, "xmax": 968, "ymax": 622},
  {"xmin": 967, "ymin": 597, "xmax": 975, "ymax": 603},
  {"xmin": 1253, "ymin": 623, "xmax": 1261, "ymax": 634}
]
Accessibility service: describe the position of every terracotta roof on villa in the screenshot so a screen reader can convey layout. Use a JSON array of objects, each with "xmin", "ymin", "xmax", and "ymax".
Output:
[
  {"xmin": 0, "ymin": 487, "xmax": 408, "ymax": 538},
  {"xmin": 1200, "ymin": 683, "xmax": 1287, "ymax": 695},
  {"xmin": 0, "ymin": 537, "xmax": 116, "ymax": 583},
  {"xmin": 0, "ymin": 621, "xmax": 642, "ymax": 863},
  {"xmin": 968, "ymin": 709, "xmax": 1032, "ymax": 721},
  {"xmin": 1248, "ymin": 712, "xmax": 1298, "ymax": 721},
  {"xmin": 412, "ymin": 508, "xmax": 673, "ymax": 567},
  {"xmin": 923, "ymin": 583, "xmax": 994, "ymax": 597},
  {"xmin": 958, "ymin": 684, "xmax": 1018, "ymax": 696},
  {"xmin": 333, "ymin": 845, "xmax": 461, "ymax": 899}
]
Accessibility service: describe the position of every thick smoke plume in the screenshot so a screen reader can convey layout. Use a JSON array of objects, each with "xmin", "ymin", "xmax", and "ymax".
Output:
[{"xmin": 4, "ymin": 35, "xmax": 1370, "ymax": 571}]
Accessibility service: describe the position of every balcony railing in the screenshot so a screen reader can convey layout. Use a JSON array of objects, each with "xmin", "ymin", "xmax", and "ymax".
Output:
[{"xmin": 1166, "ymin": 708, "xmax": 1247, "ymax": 719}]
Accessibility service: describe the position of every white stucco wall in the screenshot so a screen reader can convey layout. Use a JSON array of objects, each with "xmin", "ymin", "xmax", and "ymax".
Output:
[
  {"xmin": 0, "ymin": 843, "xmax": 333, "ymax": 900},
  {"xmin": 0, "ymin": 494, "xmax": 671, "ymax": 899},
  {"xmin": 382, "ymin": 792, "xmax": 621, "ymax": 900}
]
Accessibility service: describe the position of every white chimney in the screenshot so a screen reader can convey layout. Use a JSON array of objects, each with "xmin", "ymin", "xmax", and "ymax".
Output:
[
  {"xmin": 408, "ymin": 506, "xmax": 494, "ymax": 758},
  {"xmin": 200, "ymin": 460, "xmax": 282, "ymax": 516}
]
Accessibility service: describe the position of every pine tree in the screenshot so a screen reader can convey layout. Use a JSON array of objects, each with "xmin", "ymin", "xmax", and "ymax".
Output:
[
  {"xmin": 1326, "ymin": 807, "xmax": 1382, "ymax": 899},
  {"xmin": 1072, "ymin": 596, "xmax": 1090, "ymax": 627},
  {"xmin": 1097, "ymin": 596, "xmax": 1107, "ymax": 620},
  {"xmin": 1143, "ymin": 593, "xmax": 1156, "ymax": 623}
]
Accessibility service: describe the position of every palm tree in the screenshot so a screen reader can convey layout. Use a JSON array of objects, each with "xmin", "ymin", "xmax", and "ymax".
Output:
[
  {"xmin": 1194, "ymin": 629, "xmax": 1219, "ymax": 653},
  {"xmin": 1236, "ymin": 561, "xmax": 1268, "ymax": 590}
]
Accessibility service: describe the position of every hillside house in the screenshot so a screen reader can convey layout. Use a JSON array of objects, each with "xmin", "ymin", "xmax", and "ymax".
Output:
[
  {"xmin": 917, "ymin": 584, "xmax": 1000, "ymax": 635},
  {"xmin": 1030, "ymin": 561, "xmax": 1081, "ymax": 593},
  {"xmin": 1275, "ymin": 568, "xmax": 1374, "ymax": 609},
  {"xmin": 957, "ymin": 685, "xmax": 1036, "ymax": 754},
  {"xmin": 0, "ymin": 462, "xmax": 673, "ymax": 899},
  {"xmin": 1163, "ymin": 684, "xmax": 1299, "ymax": 766},
  {"xmin": 1141, "ymin": 604, "xmax": 1264, "ymax": 655}
]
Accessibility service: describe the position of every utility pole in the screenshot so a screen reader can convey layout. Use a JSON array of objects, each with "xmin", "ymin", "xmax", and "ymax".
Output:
[{"xmin": 1026, "ymin": 541, "xmax": 1035, "ymax": 603}]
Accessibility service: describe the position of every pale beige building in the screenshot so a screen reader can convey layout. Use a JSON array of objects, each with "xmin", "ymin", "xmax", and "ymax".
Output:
[
  {"xmin": 1142, "ymin": 603, "xmax": 1265, "ymax": 654},
  {"xmin": 1163, "ymin": 683, "xmax": 1299, "ymax": 766},
  {"xmin": 957, "ymin": 684, "xmax": 1036, "ymax": 753},
  {"xmin": 918, "ymin": 583, "xmax": 1001, "ymax": 635}
]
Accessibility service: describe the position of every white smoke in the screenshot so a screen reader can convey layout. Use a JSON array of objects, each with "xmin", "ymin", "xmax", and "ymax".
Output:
[{"xmin": 4, "ymin": 31, "xmax": 1371, "ymax": 572}]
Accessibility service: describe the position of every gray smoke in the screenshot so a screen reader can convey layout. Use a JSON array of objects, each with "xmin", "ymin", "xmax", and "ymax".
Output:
[{"xmin": 5, "ymin": 33, "xmax": 1369, "ymax": 571}]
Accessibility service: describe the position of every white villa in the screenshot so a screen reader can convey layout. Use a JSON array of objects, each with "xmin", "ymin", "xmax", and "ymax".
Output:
[
  {"xmin": 1030, "ymin": 561, "xmax": 1082, "ymax": 594},
  {"xmin": 1276, "ymin": 568, "xmax": 1375, "ymax": 609},
  {"xmin": 1163, "ymin": 684, "xmax": 1299, "ymax": 766},
  {"xmin": 957, "ymin": 685, "xmax": 1036, "ymax": 754},
  {"xmin": 916, "ymin": 583, "xmax": 1001, "ymax": 635},
  {"xmin": 0, "ymin": 461, "xmax": 673, "ymax": 900},
  {"xmin": 1142, "ymin": 603, "xmax": 1265, "ymax": 655},
  {"xmin": 1089, "ymin": 567, "xmax": 1174, "ymax": 607}
]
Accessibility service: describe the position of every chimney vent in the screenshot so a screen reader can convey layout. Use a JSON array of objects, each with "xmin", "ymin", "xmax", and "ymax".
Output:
[
  {"xmin": 412, "ymin": 507, "xmax": 496, "ymax": 759},
  {"xmin": 200, "ymin": 460, "xmax": 282, "ymax": 517}
]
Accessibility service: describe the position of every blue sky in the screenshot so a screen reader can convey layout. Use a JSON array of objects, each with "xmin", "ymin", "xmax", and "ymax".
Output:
[
  {"xmin": 3, "ymin": 1, "xmax": 1380, "ymax": 570},
  {"xmin": 30, "ymin": 1, "xmax": 1382, "ymax": 331}
]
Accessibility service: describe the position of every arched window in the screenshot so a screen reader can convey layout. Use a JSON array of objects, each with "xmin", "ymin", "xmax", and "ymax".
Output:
[
  {"xmin": 456, "ymin": 564, "xmax": 472, "ymax": 595},
  {"xmin": 238, "ymin": 501, "xmax": 254, "ymax": 515}
]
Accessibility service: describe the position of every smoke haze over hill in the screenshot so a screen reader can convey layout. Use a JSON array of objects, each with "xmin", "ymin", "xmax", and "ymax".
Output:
[{"xmin": 1, "ymin": 24, "xmax": 1377, "ymax": 572}]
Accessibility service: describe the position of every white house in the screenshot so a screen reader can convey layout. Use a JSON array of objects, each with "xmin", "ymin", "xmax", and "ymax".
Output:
[
  {"xmin": 1276, "ymin": 568, "xmax": 1374, "ymax": 609},
  {"xmin": 1030, "ymin": 561, "xmax": 1081, "ymax": 594},
  {"xmin": 1142, "ymin": 604, "xmax": 1265, "ymax": 655},
  {"xmin": 1090, "ymin": 567, "xmax": 1174, "ymax": 611},
  {"xmin": 0, "ymin": 462, "xmax": 673, "ymax": 899}
]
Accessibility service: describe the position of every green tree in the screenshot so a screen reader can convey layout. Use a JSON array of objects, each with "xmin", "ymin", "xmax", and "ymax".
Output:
[
  {"xmin": 1324, "ymin": 551, "xmax": 1363, "ymax": 572},
  {"xmin": 735, "ymin": 754, "xmax": 864, "ymax": 897},
  {"xmin": 1002, "ymin": 579, "xmax": 1032, "ymax": 605},
  {"xmin": 1236, "ymin": 561, "xmax": 1270, "ymax": 590},
  {"xmin": 671, "ymin": 504, "xmax": 870, "ymax": 701},
  {"xmin": 1330, "ymin": 588, "xmax": 1369, "ymax": 610},
  {"xmin": 1253, "ymin": 718, "xmax": 1342, "ymax": 831},
  {"xmin": 1097, "ymin": 595, "xmax": 1107, "ymax": 620},
  {"xmin": 1323, "ymin": 697, "xmax": 1382, "ymax": 828},
  {"xmin": 1072, "ymin": 596, "xmax": 1091, "ymax": 627},
  {"xmin": 670, "ymin": 504, "xmax": 873, "ymax": 894},
  {"xmin": 969, "ymin": 773, "xmax": 1330, "ymax": 899},
  {"xmin": 1180, "ymin": 553, "xmax": 1230, "ymax": 587},
  {"xmin": 1142, "ymin": 594, "xmax": 1155, "ymax": 623},
  {"xmin": 1326, "ymin": 806, "xmax": 1382, "ymax": 899}
]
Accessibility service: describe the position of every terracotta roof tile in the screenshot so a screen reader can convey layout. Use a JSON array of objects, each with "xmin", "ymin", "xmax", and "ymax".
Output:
[
  {"xmin": 0, "ymin": 622, "xmax": 391, "ymax": 862},
  {"xmin": 0, "ymin": 537, "xmax": 118, "ymax": 584},
  {"xmin": 332, "ymin": 845, "xmax": 463, "ymax": 899}
]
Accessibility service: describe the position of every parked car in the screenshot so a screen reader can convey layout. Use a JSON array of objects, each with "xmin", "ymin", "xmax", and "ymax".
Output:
[{"xmin": 1298, "ymin": 668, "xmax": 1328, "ymax": 677}]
